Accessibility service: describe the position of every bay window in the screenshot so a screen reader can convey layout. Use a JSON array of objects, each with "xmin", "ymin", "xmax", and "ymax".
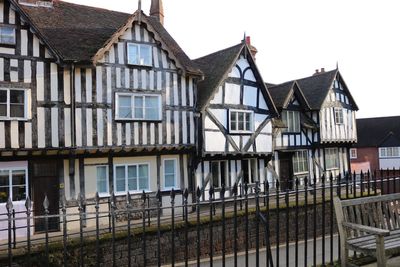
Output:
[
  {"xmin": 114, "ymin": 164, "xmax": 149, "ymax": 193},
  {"xmin": 127, "ymin": 43, "xmax": 152, "ymax": 66},
  {"xmin": 229, "ymin": 110, "xmax": 253, "ymax": 133},
  {"xmin": 116, "ymin": 93, "xmax": 161, "ymax": 120},
  {"xmin": 0, "ymin": 89, "xmax": 27, "ymax": 119}
]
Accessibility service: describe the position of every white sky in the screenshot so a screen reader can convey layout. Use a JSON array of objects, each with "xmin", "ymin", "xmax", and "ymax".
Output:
[{"xmin": 64, "ymin": 0, "xmax": 400, "ymax": 118}]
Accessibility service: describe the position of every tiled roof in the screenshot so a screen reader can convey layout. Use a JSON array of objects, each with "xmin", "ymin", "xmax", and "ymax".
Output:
[
  {"xmin": 356, "ymin": 116, "xmax": 400, "ymax": 147},
  {"xmin": 268, "ymin": 81, "xmax": 295, "ymax": 109}
]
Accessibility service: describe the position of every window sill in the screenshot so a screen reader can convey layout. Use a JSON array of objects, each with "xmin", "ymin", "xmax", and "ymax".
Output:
[
  {"xmin": 115, "ymin": 118, "xmax": 162, "ymax": 123},
  {"xmin": 114, "ymin": 190, "xmax": 151, "ymax": 196},
  {"xmin": 294, "ymin": 171, "xmax": 309, "ymax": 175},
  {"xmin": 126, "ymin": 63, "xmax": 153, "ymax": 69},
  {"xmin": 229, "ymin": 131, "xmax": 254, "ymax": 135},
  {"xmin": 0, "ymin": 43, "xmax": 16, "ymax": 48},
  {"xmin": 326, "ymin": 167, "xmax": 339, "ymax": 171}
]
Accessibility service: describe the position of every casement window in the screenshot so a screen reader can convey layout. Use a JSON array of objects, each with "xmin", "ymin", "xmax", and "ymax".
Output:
[
  {"xmin": 242, "ymin": 159, "xmax": 258, "ymax": 184},
  {"xmin": 229, "ymin": 110, "xmax": 253, "ymax": 133},
  {"xmin": 211, "ymin": 161, "xmax": 227, "ymax": 188},
  {"xmin": 379, "ymin": 147, "xmax": 400, "ymax": 158},
  {"xmin": 282, "ymin": 110, "xmax": 300, "ymax": 132},
  {"xmin": 0, "ymin": 26, "xmax": 15, "ymax": 45},
  {"xmin": 0, "ymin": 89, "xmax": 27, "ymax": 119},
  {"xmin": 115, "ymin": 164, "xmax": 149, "ymax": 193},
  {"xmin": 293, "ymin": 150, "xmax": 309, "ymax": 174},
  {"xmin": 325, "ymin": 148, "xmax": 339, "ymax": 170},
  {"xmin": 96, "ymin": 166, "xmax": 109, "ymax": 196},
  {"xmin": 163, "ymin": 159, "xmax": 177, "ymax": 190},
  {"xmin": 350, "ymin": 148, "xmax": 357, "ymax": 159},
  {"xmin": 116, "ymin": 93, "xmax": 161, "ymax": 121},
  {"xmin": 127, "ymin": 43, "xmax": 152, "ymax": 66},
  {"xmin": 334, "ymin": 108, "xmax": 344, "ymax": 124},
  {"xmin": 0, "ymin": 168, "xmax": 27, "ymax": 203}
]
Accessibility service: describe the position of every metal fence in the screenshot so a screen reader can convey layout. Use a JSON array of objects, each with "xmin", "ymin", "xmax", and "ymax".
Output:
[{"xmin": 0, "ymin": 169, "xmax": 399, "ymax": 267}]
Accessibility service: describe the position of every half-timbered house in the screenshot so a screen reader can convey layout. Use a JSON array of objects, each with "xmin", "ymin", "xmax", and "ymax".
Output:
[
  {"xmin": 0, "ymin": 0, "xmax": 203, "ymax": 234},
  {"xmin": 269, "ymin": 68, "xmax": 358, "ymax": 188},
  {"xmin": 193, "ymin": 39, "xmax": 278, "ymax": 198}
]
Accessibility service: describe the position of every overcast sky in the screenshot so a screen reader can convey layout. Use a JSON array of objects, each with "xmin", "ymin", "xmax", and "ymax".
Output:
[{"xmin": 65, "ymin": 0, "xmax": 400, "ymax": 118}]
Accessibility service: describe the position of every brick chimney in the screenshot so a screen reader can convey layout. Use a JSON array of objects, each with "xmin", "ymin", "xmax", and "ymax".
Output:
[
  {"xmin": 150, "ymin": 0, "xmax": 164, "ymax": 25},
  {"xmin": 245, "ymin": 36, "xmax": 258, "ymax": 59}
]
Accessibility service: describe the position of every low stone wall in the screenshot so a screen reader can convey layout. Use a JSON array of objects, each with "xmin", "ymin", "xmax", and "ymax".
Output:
[{"xmin": 2, "ymin": 200, "xmax": 337, "ymax": 266}]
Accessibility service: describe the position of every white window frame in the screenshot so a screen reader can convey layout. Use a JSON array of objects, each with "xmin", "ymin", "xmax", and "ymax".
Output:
[
  {"xmin": 0, "ymin": 166, "xmax": 28, "ymax": 203},
  {"xmin": 282, "ymin": 110, "xmax": 300, "ymax": 133},
  {"xmin": 96, "ymin": 165, "xmax": 109, "ymax": 197},
  {"xmin": 163, "ymin": 158, "xmax": 178, "ymax": 190},
  {"xmin": 127, "ymin": 43, "xmax": 153, "ymax": 66},
  {"xmin": 229, "ymin": 110, "xmax": 254, "ymax": 133},
  {"xmin": 114, "ymin": 163, "xmax": 150, "ymax": 195},
  {"xmin": 334, "ymin": 108, "xmax": 344, "ymax": 124},
  {"xmin": 293, "ymin": 150, "xmax": 309, "ymax": 175},
  {"xmin": 0, "ymin": 26, "xmax": 15, "ymax": 45},
  {"xmin": 350, "ymin": 148, "xmax": 357, "ymax": 159},
  {"xmin": 115, "ymin": 93, "xmax": 162, "ymax": 121},
  {"xmin": 0, "ymin": 88, "xmax": 28, "ymax": 120},
  {"xmin": 325, "ymin": 148, "xmax": 339, "ymax": 170},
  {"xmin": 379, "ymin": 147, "xmax": 400, "ymax": 158}
]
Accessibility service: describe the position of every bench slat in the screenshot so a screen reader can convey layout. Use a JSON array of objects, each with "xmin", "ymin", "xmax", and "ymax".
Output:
[{"xmin": 341, "ymin": 193, "xmax": 400, "ymax": 207}]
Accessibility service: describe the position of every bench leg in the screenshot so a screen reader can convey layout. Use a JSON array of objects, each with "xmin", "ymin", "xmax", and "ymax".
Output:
[
  {"xmin": 376, "ymin": 236, "xmax": 386, "ymax": 267},
  {"xmin": 341, "ymin": 239, "xmax": 349, "ymax": 267}
]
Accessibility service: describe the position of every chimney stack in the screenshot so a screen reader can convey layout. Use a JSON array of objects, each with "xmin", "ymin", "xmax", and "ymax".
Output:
[
  {"xmin": 150, "ymin": 0, "xmax": 164, "ymax": 25},
  {"xmin": 245, "ymin": 36, "xmax": 258, "ymax": 59}
]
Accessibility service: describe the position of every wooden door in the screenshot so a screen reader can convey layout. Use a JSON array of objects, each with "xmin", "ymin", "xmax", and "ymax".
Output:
[
  {"xmin": 32, "ymin": 161, "xmax": 60, "ymax": 233},
  {"xmin": 279, "ymin": 153, "xmax": 294, "ymax": 191}
]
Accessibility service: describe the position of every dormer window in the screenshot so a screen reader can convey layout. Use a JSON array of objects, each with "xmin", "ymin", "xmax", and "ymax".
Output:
[
  {"xmin": 282, "ymin": 110, "xmax": 300, "ymax": 133},
  {"xmin": 127, "ymin": 43, "xmax": 152, "ymax": 66},
  {"xmin": 229, "ymin": 110, "xmax": 253, "ymax": 133},
  {"xmin": 334, "ymin": 108, "xmax": 344, "ymax": 124},
  {"xmin": 0, "ymin": 26, "xmax": 15, "ymax": 45}
]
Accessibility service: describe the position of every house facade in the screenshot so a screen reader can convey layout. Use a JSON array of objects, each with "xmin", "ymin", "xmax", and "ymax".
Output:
[
  {"xmin": 351, "ymin": 116, "xmax": 400, "ymax": 172},
  {"xmin": 269, "ymin": 69, "xmax": 358, "ymax": 188}
]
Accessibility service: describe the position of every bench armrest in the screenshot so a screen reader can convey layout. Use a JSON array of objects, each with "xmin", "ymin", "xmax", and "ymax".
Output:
[{"xmin": 342, "ymin": 222, "xmax": 390, "ymax": 236}]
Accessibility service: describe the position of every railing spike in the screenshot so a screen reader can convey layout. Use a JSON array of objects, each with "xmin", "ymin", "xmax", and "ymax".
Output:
[
  {"xmin": 43, "ymin": 194, "xmax": 49, "ymax": 210},
  {"xmin": 244, "ymin": 182, "xmax": 248, "ymax": 194},
  {"xmin": 170, "ymin": 188, "xmax": 176, "ymax": 200},
  {"xmin": 156, "ymin": 188, "xmax": 162, "ymax": 202},
  {"xmin": 183, "ymin": 188, "xmax": 189, "ymax": 200},
  {"xmin": 94, "ymin": 192, "xmax": 100, "ymax": 205},
  {"xmin": 232, "ymin": 183, "xmax": 238, "ymax": 195},
  {"xmin": 209, "ymin": 186, "xmax": 214, "ymax": 198},
  {"xmin": 304, "ymin": 177, "xmax": 308, "ymax": 186},
  {"xmin": 25, "ymin": 195, "xmax": 32, "ymax": 211},
  {"xmin": 6, "ymin": 197, "xmax": 13, "ymax": 212},
  {"xmin": 126, "ymin": 191, "xmax": 131, "ymax": 205},
  {"xmin": 141, "ymin": 190, "xmax": 147, "ymax": 201},
  {"xmin": 220, "ymin": 184, "xmax": 226, "ymax": 198}
]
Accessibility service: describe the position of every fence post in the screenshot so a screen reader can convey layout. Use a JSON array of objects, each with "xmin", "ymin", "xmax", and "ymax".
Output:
[
  {"xmin": 265, "ymin": 180, "xmax": 271, "ymax": 267},
  {"xmin": 196, "ymin": 187, "xmax": 201, "ymax": 267},
  {"xmin": 6, "ymin": 197, "xmax": 13, "ymax": 267},
  {"xmin": 221, "ymin": 184, "xmax": 226, "ymax": 267},
  {"xmin": 156, "ymin": 189, "xmax": 162, "ymax": 267},
  {"xmin": 183, "ymin": 188, "xmax": 189, "ymax": 267},
  {"xmin": 62, "ymin": 195, "xmax": 68, "ymax": 267},
  {"xmin": 43, "ymin": 195, "xmax": 50, "ymax": 267},
  {"xmin": 255, "ymin": 182, "xmax": 260, "ymax": 267},
  {"xmin": 295, "ymin": 178, "xmax": 299, "ymax": 267},
  {"xmin": 233, "ymin": 183, "xmax": 238, "ymax": 267},
  {"xmin": 111, "ymin": 191, "xmax": 116, "ymax": 267},
  {"xmin": 25, "ymin": 196, "xmax": 32, "ymax": 266},
  {"xmin": 78, "ymin": 193, "xmax": 85, "ymax": 267},
  {"xmin": 126, "ymin": 191, "xmax": 132, "ymax": 267},
  {"xmin": 141, "ymin": 190, "xmax": 147, "ymax": 266},
  {"xmin": 321, "ymin": 174, "xmax": 326, "ymax": 266},
  {"xmin": 170, "ymin": 189, "xmax": 176, "ymax": 267},
  {"xmin": 94, "ymin": 192, "xmax": 100, "ymax": 267},
  {"xmin": 304, "ymin": 177, "xmax": 308, "ymax": 267},
  {"xmin": 275, "ymin": 179, "xmax": 280, "ymax": 267},
  {"xmin": 244, "ymin": 183, "xmax": 249, "ymax": 267}
]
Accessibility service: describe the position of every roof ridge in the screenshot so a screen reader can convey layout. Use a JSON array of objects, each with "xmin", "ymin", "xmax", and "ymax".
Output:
[
  {"xmin": 55, "ymin": 0, "xmax": 130, "ymax": 15},
  {"xmin": 193, "ymin": 43, "xmax": 243, "ymax": 63}
]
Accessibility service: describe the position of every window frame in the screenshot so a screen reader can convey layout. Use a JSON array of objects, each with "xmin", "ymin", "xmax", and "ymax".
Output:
[
  {"xmin": 350, "ymin": 148, "xmax": 357, "ymax": 159},
  {"xmin": 0, "ymin": 166, "xmax": 28, "ymax": 203},
  {"xmin": 127, "ymin": 43, "xmax": 153, "ymax": 66},
  {"xmin": 210, "ymin": 161, "xmax": 228, "ymax": 188},
  {"xmin": 379, "ymin": 147, "xmax": 400, "ymax": 158},
  {"xmin": 0, "ymin": 26, "xmax": 16, "ymax": 45},
  {"xmin": 229, "ymin": 109, "xmax": 254, "ymax": 134},
  {"xmin": 163, "ymin": 158, "xmax": 178, "ymax": 190},
  {"xmin": 242, "ymin": 158, "xmax": 258, "ymax": 184},
  {"xmin": 282, "ymin": 110, "xmax": 300, "ymax": 133},
  {"xmin": 115, "ymin": 93, "xmax": 162, "ymax": 121},
  {"xmin": 0, "ymin": 88, "xmax": 28, "ymax": 120},
  {"xmin": 325, "ymin": 148, "xmax": 339, "ymax": 170},
  {"xmin": 96, "ymin": 165, "xmax": 109, "ymax": 197},
  {"xmin": 293, "ymin": 150, "xmax": 309, "ymax": 175},
  {"xmin": 334, "ymin": 108, "xmax": 344, "ymax": 124},
  {"xmin": 113, "ymin": 163, "xmax": 150, "ymax": 195}
]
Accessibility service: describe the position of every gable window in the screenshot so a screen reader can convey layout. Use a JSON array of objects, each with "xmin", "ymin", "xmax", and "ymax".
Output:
[
  {"xmin": 116, "ymin": 93, "xmax": 161, "ymax": 121},
  {"xmin": 282, "ymin": 110, "xmax": 300, "ymax": 132},
  {"xmin": 0, "ymin": 89, "xmax": 27, "ymax": 119},
  {"xmin": 163, "ymin": 159, "xmax": 177, "ymax": 190},
  {"xmin": 115, "ymin": 164, "xmax": 149, "ymax": 194},
  {"xmin": 350, "ymin": 148, "xmax": 357, "ymax": 159},
  {"xmin": 127, "ymin": 43, "xmax": 152, "ymax": 66},
  {"xmin": 334, "ymin": 108, "xmax": 344, "ymax": 124},
  {"xmin": 211, "ymin": 161, "xmax": 227, "ymax": 188},
  {"xmin": 379, "ymin": 147, "xmax": 400, "ymax": 158},
  {"xmin": 229, "ymin": 110, "xmax": 253, "ymax": 133},
  {"xmin": 293, "ymin": 150, "xmax": 308, "ymax": 174},
  {"xmin": 325, "ymin": 148, "xmax": 339, "ymax": 170},
  {"xmin": 0, "ymin": 168, "xmax": 27, "ymax": 203},
  {"xmin": 96, "ymin": 166, "xmax": 109, "ymax": 196},
  {"xmin": 0, "ymin": 26, "xmax": 15, "ymax": 45}
]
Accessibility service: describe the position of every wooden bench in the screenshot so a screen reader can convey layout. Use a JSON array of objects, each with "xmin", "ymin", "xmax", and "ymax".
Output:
[{"xmin": 334, "ymin": 193, "xmax": 400, "ymax": 266}]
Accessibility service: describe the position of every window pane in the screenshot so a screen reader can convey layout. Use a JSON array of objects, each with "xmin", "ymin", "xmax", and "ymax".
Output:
[
  {"xmin": 134, "ymin": 96, "xmax": 144, "ymax": 119},
  {"xmin": 0, "ymin": 27, "xmax": 15, "ymax": 44},
  {"xmin": 0, "ymin": 104, "xmax": 6, "ymax": 116},
  {"xmin": 164, "ymin": 160, "xmax": 175, "ymax": 188},
  {"xmin": 12, "ymin": 170, "xmax": 25, "ymax": 185},
  {"xmin": 140, "ymin": 45, "xmax": 152, "ymax": 66},
  {"xmin": 118, "ymin": 96, "xmax": 132, "ymax": 119},
  {"xmin": 145, "ymin": 96, "xmax": 159, "ymax": 120},
  {"xmin": 211, "ymin": 162, "xmax": 219, "ymax": 188},
  {"xmin": 128, "ymin": 166, "xmax": 138, "ymax": 191},
  {"xmin": 115, "ymin": 166, "xmax": 126, "ymax": 192},
  {"xmin": 12, "ymin": 186, "xmax": 26, "ymax": 201},
  {"xmin": 0, "ymin": 90, "xmax": 6, "ymax": 102},
  {"xmin": 238, "ymin": 112, "xmax": 244, "ymax": 130},
  {"xmin": 128, "ymin": 44, "xmax": 138, "ymax": 64},
  {"xmin": 96, "ymin": 167, "xmax": 107, "ymax": 194},
  {"xmin": 0, "ymin": 170, "xmax": 9, "ymax": 187},
  {"xmin": 10, "ymin": 91, "xmax": 24, "ymax": 104},
  {"xmin": 10, "ymin": 104, "xmax": 24, "ymax": 118},
  {"xmin": 230, "ymin": 112, "xmax": 237, "ymax": 130},
  {"xmin": 0, "ymin": 187, "xmax": 8, "ymax": 203},
  {"xmin": 245, "ymin": 113, "xmax": 251, "ymax": 131},
  {"xmin": 138, "ymin": 165, "xmax": 148, "ymax": 190}
]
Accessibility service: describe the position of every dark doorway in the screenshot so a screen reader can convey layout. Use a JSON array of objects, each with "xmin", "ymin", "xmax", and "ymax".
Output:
[
  {"xmin": 31, "ymin": 160, "xmax": 60, "ymax": 233},
  {"xmin": 279, "ymin": 152, "xmax": 294, "ymax": 191}
]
